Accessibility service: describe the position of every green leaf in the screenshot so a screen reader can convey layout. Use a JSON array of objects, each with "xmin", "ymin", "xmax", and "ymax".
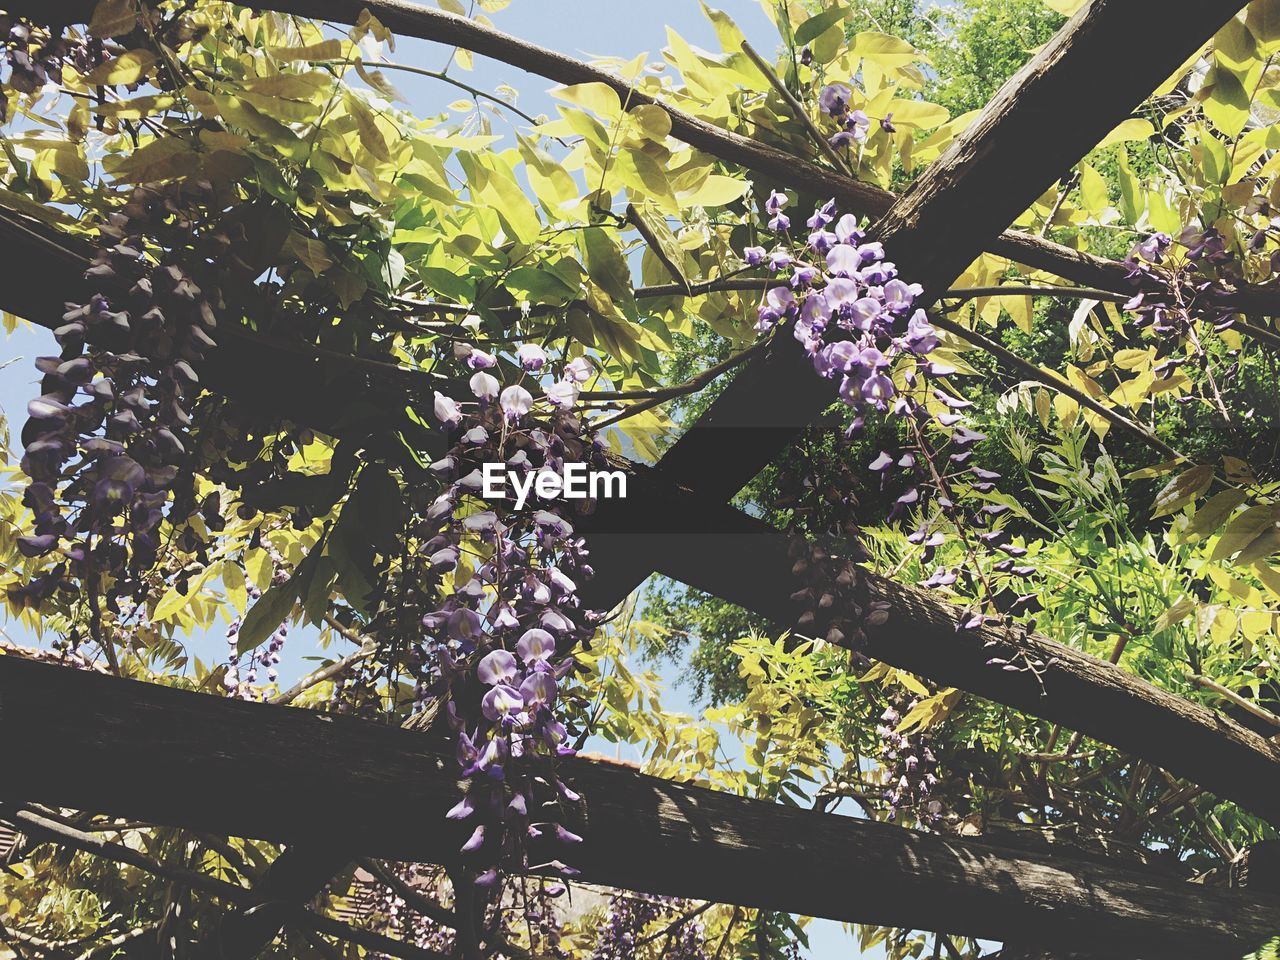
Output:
[
  {"xmin": 88, "ymin": 0, "xmax": 137, "ymax": 37},
  {"xmin": 1183, "ymin": 488, "xmax": 1247, "ymax": 539},
  {"xmin": 700, "ymin": 2, "xmax": 746, "ymax": 52},
  {"xmin": 1115, "ymin": 147, "xmax": 1144, "ymax": 224},
  {"xmin": 284, "ymin": 231, "xmax": 334, "ymax": 276},
  {"xmin": 267, "ymin": 39, "xmax": 344, "ymax": 61},
  {"xmin": 583, "ymin": 227, "xmax": 632, "ymax": 302},
  {"xmin": 848, "ymin": 32, "xmax": 917, "ymax": 68},
  {"xmin": 1096, "ymin": 118, "xmax": 1155, "ymax": 151},
  {"xmin": 1212, "ymin": 504, "xmax": 1280, "ymax": 561},
  {"xmin": 1201, "ymin": 64, "xmax": 1252, "ymax": 139},
  {"xmin": 794, "ymin": 5, "xmax": 849, "ymax": 47},
  {"xmin": 1079, "ymin": 161, "xmax": 1108, "ymax": 216},
  {"xmin": 1152, "ymin": 464, "xmax": 1214, "ymax": 517},
  {"xmin": 344, "ymin": 91, "xmax": 392, "ymax": 163},
  {"xmin": 85, "ymin": 50, "xmax": 156, "ymax": 86},
  {"xmin": 1153, "ymin": 596, "xmax": 1195, "ymax": 633},
  {"xmin": 237, "ymin": 578, "xmax": 297, "ymax": 655},
  {"xmin": 629, "ymin": 201, "xmax": 690, "ymax": 289}
]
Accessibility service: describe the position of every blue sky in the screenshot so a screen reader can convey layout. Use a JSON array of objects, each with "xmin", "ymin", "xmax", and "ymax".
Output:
[{"xmin": 0, "ymin": 3, "xmax": 935, "ymax": 955}]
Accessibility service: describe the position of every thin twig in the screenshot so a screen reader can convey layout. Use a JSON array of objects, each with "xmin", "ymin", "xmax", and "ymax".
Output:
[
  {"xmin": 740, "ymin": 40, "xmax": 851, "ymax": 176},
  {"xmin": 1187, "ymin": 673, "xmax": 1280, "ymax": 731}
]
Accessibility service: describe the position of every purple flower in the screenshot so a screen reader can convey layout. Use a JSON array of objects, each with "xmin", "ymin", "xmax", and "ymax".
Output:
[
  {"xmin": 449, "ymin": 607, "xmax": 483, "ymax": 641},
  {"xmin": 833, "ymin": 214, "xmax": 863, "ymax": 245},
  {"xmin": 545, "ymin": 379, "xmax": 579, "ymax": 409},
  {"xmin": 765, "ymin": 190, "xmax": 788, "ymax": 215},
  {"xmin": 806, "ymin": 199, "xmax": 836, "ymax": 230},
  {"xmin": 467, "ymin": 349, "xmax": 496, "ymax": 370},
  {"xmin": 517, "ymin": 627, "xmax": 556, "ymax": 664},
  {"xmin": 826, "ymin": 244, "xmax": 861, "ymax": 278},
  {"xmin": 808, "ymin": 230, "xmax": 837, "ymax": 254},
  {"xmin": 791, "ymin": 264, "xmax": 819, "ymax": 287},
  {"xmin": 880, "ymin": 112, "xmax": 896, "ymax": 133},
  {"xmin": 831, "ymin": 109, "xmax": 870, "ymax": 146},
  {"xmin": 904, "ymin": 310, "xmax": 939, "ymax": 353},
  {"xmin": 461, "ymin": 825, "xmax": 486, "ymax": 853},
  {"xmin": 521, "ymin": 671, "xmax": 557, "ymax": 709},
  {"xmin": 816, "ymin": 340, "xmax": 858, "ymax": 377},
  {"xmin": 882, "ymin": 278, "xmax": 921, "ymax": 312},
  {"xmin": 447, "ymin": 794, "xmax": 477, "ymax": 820},
  {"xmin": 743, "ymin": 245, "xmax": 767, "ymax": 266},
  {"xmin": 818, "ymin": 82, "xmax": 852, "ymax": 115},
  {"xmin": 844, "ymin": 297, "xmax": 882, "ymax": 331},
  {"xmin": 516, "ymin": 343, "xmax": 547, "ymax": 371},
  {"xmin": 499, "ymin": 384, "xmax": 533, "ymax": 421},
  {"xmin": 564, "ymin": 356, "xmax": 593, "ymax": 383},
  {"xmin": 478, "ymin": 649, "xmax": 519, "ymax": 685},
  {"xmin": 768, "ymin": 249, "xmax": 793, "ymax": 271},
  {"xmin": 470, "ymin": 370, "xmax": 500, "ymax": 401},
  {"xmin": 481, "ymin": 684, "xmax": 524, "ymax": 722},
  {"xmin": 1132, "ymin": 232, "xmax": 1171, "ymax": 263},
  {"xmin": 869, "ymin": 451, "xmax": 894, "ymax": 471},
  {"xmin": 862, "ymin": 371, "xmax": 895, "ymax": 408},
  {"xmin": 433, "ymin": 391, "xmax": 462, "ymax": 426}
]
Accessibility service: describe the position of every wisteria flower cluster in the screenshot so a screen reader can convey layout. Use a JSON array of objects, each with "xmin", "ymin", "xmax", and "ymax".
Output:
[
  {"xmin": 817, "ymin": 82, "xmax": 871, "ymax": 148},
  {"xmin": 876, "ymin": 695, "xmax": 943, "ymax": 827},
  {"xmin": 744, "ymin": 193, "xmax": 941, "ymax": 416},
  {"xmin": 589, "ymin": 893, "xmax": 708, "ymax": 960},
  {"xmin": 12, "ymin": 181, "xmax": 224, "ymax": 615},
  {"xmin": 745, "ymin": 194, "xmax": 1029, "ymax": 633},
  {"xmin": 1124, "ymin": 227, "xmax": 1245, "ymax": 356},
  {"xmin": 395, "ymin": 354, "xmax": 607, "ymax": 887},
  {"xmin": 0, "ymin": 15, "xmax": 108, "ymax": 121},
  {"xmin": 224, "ymin": 582, "xmax": 290, "ymax": 700}
]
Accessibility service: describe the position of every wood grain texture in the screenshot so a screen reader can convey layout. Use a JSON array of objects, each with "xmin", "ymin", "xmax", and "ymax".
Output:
[
  {"xmin": 1, "ymin": 655, "xmax": 1277, "ymax": 958},
  {"xmin": 236, "ymin": 0, "xmax": 1279, "ymax": 319},
  {"xmin": 654, "ymin": 0, "xmax": 1251, "ymax": 494},
  {"xmin": 611, "ymin": 501, "xmax": 1280, "ymax": 827}
]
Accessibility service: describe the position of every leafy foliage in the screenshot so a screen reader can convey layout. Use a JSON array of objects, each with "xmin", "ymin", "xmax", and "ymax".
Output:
[{"xmin": 3, "ymin": 0, "xmax": 1280, "ymax": 959}]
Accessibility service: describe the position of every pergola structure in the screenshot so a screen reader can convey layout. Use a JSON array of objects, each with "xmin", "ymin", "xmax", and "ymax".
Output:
[{"xmin": 2, "ymin": 0, "xmax": 1280, "ymax": 958}]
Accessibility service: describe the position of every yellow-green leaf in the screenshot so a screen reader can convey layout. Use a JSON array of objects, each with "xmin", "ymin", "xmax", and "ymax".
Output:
[
  {"xmin": 1152, "ymin": 464, "xmax": 1214, "ymax": 517},
  {"xmin": 85, "ymin": 49, "xmax": 155, "ymax": 85}
]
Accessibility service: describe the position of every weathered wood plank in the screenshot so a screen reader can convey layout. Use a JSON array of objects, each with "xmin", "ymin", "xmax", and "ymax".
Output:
[
  {"xmin": 1, "ymin": 655, "xmax": 1276, "ymax": 958},
  {"xmin": 653, "ymin": 0, "xmax": 1251, "ymax": 492}
]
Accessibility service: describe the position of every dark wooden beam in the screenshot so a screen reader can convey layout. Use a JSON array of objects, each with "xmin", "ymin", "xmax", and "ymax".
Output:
[
  {"xmin": 653, "ymin": 0, "xmax": 1251, "ymax": 496},
  {"xmin": 599, "ymin": 502, "xmax": 1280, "ymax": 826},
  {"xmin": 17, "ymin": 0, "xmax": 1270, "ymax": 318},
  {"xmin": 1, "ymin": 655, "xmax": 1277, "ymax": 958}
]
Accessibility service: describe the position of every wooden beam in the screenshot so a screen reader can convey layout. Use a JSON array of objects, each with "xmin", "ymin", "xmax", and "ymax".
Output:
[
  {"xmin": 653, "ymin": 0, "xmax": 1251, "ymax": 495},
  {"xmin": 229, "ymin": 0, "xmax": 1280, "ymax": 320},
  {"xmin": 596, "ymin": 503, "xmax": 1280, "ymax": 826},
  {"xmin": 1, "ymin": 655, "xmax": 1277, "ymax": 958}
]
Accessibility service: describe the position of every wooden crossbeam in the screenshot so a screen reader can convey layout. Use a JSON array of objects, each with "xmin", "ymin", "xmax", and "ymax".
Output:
[
  {"xmin": 583, "ymin": 505, "xmax": 1280, "ymax": 825},
  {"xmin": 1, "ymin": 654, "xmax": 1277, "ymax": 958},
  {"xmin": 652, "ymin": 0, "xmax": 1250, "ymax": 495},
  {"xmin": 235, "ymin": 0, "xmax": 1279, "ymax": 319}
]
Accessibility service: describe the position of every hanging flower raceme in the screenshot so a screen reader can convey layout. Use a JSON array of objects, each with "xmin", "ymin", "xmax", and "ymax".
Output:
[
  {"xmin": 0, "ymin": 14, "xmax": 109, "ymax": 122},
  {"xmin": 747, "ymin": 195, "xmax": 1024, "ymax": 637},
  {"xmin": 12, "ymin": 181, "xmax": 228, "ymax": 615},
  {"xmin": 392, "ymin": 353, "xmax": 611, "ymax": 889},
  {"xmin": 1123, "ymin": 226, "xmax": 1248, "ymax": 358}
]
